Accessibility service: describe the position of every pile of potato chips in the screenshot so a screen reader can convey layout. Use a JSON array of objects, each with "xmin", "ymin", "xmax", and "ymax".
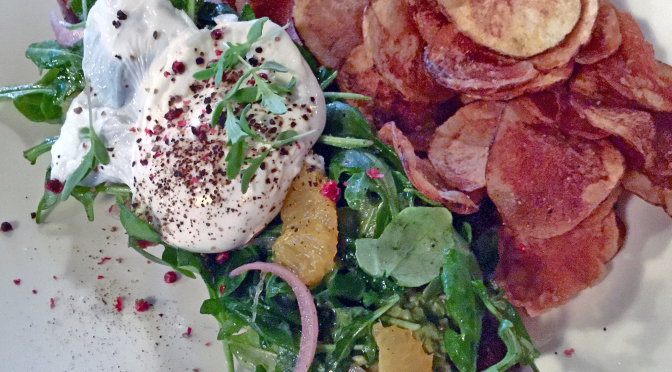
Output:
[{"xmin": 240, "ymin": 0, "xmax": 672, "ymax": 315}]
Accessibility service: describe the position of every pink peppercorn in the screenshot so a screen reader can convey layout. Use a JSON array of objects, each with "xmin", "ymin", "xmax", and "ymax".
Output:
[
  {"xmin": 114, "ymin": 297, "xmax": 123, "ymax": 312},
  {"xmin": 135, "ymin": 299, "xmax": 150, "ymax": 312},
  {"xmin": 164, "ymin": 271, "xmax": 178, "ymax": 284},
  {"xmin": 1, "ymin": 222, "xmax": 12, "ymax": 232},
  {"xmin": 215, "ymin": 252, "xmax": 229, "ymax": 264},
  {"xmin": 45, "ymin": 179, "xmax": 64, "ymax": 194},
  {"xmin": 50, "ymin": 298, "xmax": 55, "ymax": 309},
  {"xmin": 320, "ymin": 181, "xmax": 341, "ymax": 202},
  {"xmin": 172, "ymin": 61, "xmax": 186, "ymax": 75},
  {"xmin": 13, "ymin": 279, "xmax": 20, "ymax": 285}
]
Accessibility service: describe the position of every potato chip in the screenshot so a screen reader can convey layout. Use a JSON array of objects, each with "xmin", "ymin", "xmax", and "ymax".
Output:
[
  {"xmin": 527, "ymin": 0, "xmax": 598, "ymax": 71},
  {"xmin": 338, "ymin": 44, "xmax": 458, "ymax": 151},
  {"xmin": 363, "ymin": 0, "xmax": 455, "ymax": 102},
  {"xmin": 575, "ymin": 0, "xmax": 622, "ymax": 65},
  {"xmin": 428, "ymin": 101, "xmax": 505, "ymax": 192},
  {"xmin": 460, "ymin": 61, "xmax": 573, "ymax": 101},
  {"xmin": 436, "ymin": 0, "xmax": 581, "ymax": 58},
  {"xmin": 424, "ymin": 23, "xmax": 539, "ymax": 95},
  {"xmin": 292, "ymin": 0, "xmax": 368, "ymax": 68},
  {"xmin": 485, "ymin": 101, "xmax": 624, "ymax": 239},
  {"xmin": 495, "ymin": 187, "xmax": 622, "ymax": 316},
  {"xmin": 378, "ymin": 122, "xmax": 480, "ymax": 214},
  {"xmin": 406, "ymin": 0, "xmax": 448, "ymax": 44},
  {"xmin": 574, "ymin": 98, "xmax": 656, "ymax": 168},
  {"xmin": 622, "ymin": 170, "xmax": 672, "ymax": 217},
  {"xmin": 589, "ymin": 9, "xmax": 672, "ymax": 112}
]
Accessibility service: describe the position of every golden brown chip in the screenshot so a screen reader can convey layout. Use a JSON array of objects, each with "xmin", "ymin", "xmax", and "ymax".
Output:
[
  {"xmin": 337, "ymin": 44, "xmax": 458, "ymax": 152},
  {"xmin": 589, "ymin": 9, "xmax": 672, "ymax": 112},
  {"xmin": 424, "ymin": 23, "xmax": 539, "ymax": 95},
  {"xmin": 495, "ymin": 188, "xmax": 622, "ymax": 316},
  {"xmin": 575, "ymin": 0, "xmax": 622, "ymax": 65},
  {"xmin": 436, "ymin": 0, "xmax": 581, "ymax": 58},
  {"xmin": 363, "ymin": 0, "xmax": 455, "ymax": 103},
  {"xmin": 292, "ymin": 0, "xmax": 368, "ymax": 68},
  {"xmin": 460, "ymin": 61, "xmax": 573, "ymax": 101},
  {"xmin": 378, "ymin": 122, "xmax": 480, "ymax": 214},
  {"xmin": 622, "ymin": 170, "xmax": 672, "ymax": 217},
  {"xmin": 573, "ymin": 98, "xmax": 656, "ymax": 168},
  {"xmin": 405, "ymin": 0, "xmax": 448, "ymax": 44},
  {"xmin": 428, "ymin": 101, "xmax": 505, "ymax": 192},
  {"xmin": 485, "ymin": 101, "xmax": 625, "ymax": 239},
  {"xmin": 526, "ymin": 0, "xmax": 598, "ymax": 71}
]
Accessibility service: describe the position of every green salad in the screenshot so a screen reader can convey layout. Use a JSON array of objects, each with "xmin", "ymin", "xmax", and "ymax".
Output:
[{"xmin": 0, "ymin": 1, "xmax": 540, "ymax": 371}]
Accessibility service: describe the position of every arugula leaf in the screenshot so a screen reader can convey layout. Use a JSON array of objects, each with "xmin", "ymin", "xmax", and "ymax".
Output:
[
  {"xmin": 70, "ymin": 183, "xmax": 106, "ymax": 221},
  {"xmin": 355, "ymin": 207, "xmax": 454, "ymax": 287},
  {"xmin": 61, "ymin": 150, "xmax": 94, "ymax": 201},
  {"xmin": 193, "ymin": 66, "xmax": 218, "ymax": 81},
  {"xmin": 228, "ymin": 330, "xmax": 278, "ymax": 372},
  {"xmin": 23, "ymin": 136, "xmax": 58, "ymax": 164},
  {"xmin": 35, "ymin": 167, "xmax": 59, "ymax": 224},
  {"xmin": 239, "ymin": 4, "xmax": 256, "ymax": 21},
  {"xmin": 472, "ymin": 281, "xmax": 540, "ymax": 372},
  {"xmin": 25, "ymin": 40, "xmax": 83, "ymax": 70},
  {"xmin": 224, "ymin": 103, "xmax": 248, "ymax": 144},
  {"xmin": 441, "ymin": 249, "xmax": 484, "ymax": 372},
  {"xmin": 117, "ymin": 198, "xmax": 163, "ymax": 244}
]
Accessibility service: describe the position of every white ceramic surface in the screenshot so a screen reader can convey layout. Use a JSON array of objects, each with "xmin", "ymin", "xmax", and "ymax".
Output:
[{"xmin": 0, "ymin": 1, "xmax": 670, "ymax": 371}]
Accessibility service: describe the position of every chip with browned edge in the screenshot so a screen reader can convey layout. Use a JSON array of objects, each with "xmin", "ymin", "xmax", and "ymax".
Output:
[
  {"xmin": 485, "ymin": 101, "xmax": 624, "ymax": 239},
  {"xmin": 436, "ymin": 0, "xmax": 582, "ymax": 58},
  {"xmin": 428, "ymin": 101, "xmax": 505, "ymax": 192}
]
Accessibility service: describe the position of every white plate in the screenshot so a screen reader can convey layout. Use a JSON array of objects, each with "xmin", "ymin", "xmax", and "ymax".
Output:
[{"xmin": 0, "ymin": 1, "xmax": 670, "ymax": 371}]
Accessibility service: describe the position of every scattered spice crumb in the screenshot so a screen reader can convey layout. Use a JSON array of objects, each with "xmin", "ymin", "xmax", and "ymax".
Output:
[
  {"xmin": 98, "ymin": 275, "xmax": 105, "ymax": 279},
  {"xmin": 164, "ymin": 271, "xmax": 178, "ymax": 283},
  {"xmin": 135, "ymin": 299, "xmax": 150, "ymax": 312},
  {"xmin": 116, "ymin": 258, "xmax": 123, "ymax": 263},
  {"xmin": 147, "ymin": 260, "xmax": 151, "ymax": 264},
  {"xmin": 114, "ymin": 297, "xmax": 123, "ymax": 312},
  {"xmin": 30, "ymin": 212, "xmax": 36, "ymax": 219},
  {"xmin": 32, "ymin": 290, "xmax": 37, "ymax": 294},
  {"xmin": 13, "ymin": 279, "xmax": 20, "ymax": 285},
  {"xmin": 1, "ymin": 221, "xmax": 13, "ymax": 232},
  {"xmin": 182, "ymin": 326, "xmax": 192, "ymax": 338},
  {"xmin": 110, "ymin": 226, "xmax": 118, "ymax": 232},
  {"xmin": 366, "ymin": 167, "xmax": 385, "ymax": 179},
  {"xmin": 98, "ymin": 257, "xmax": 112, "ymax": 265},
  {"xmin": 603, "ymin": 327, "xmax": 607, "ymax": 331},
  {"xmin": 205, "ymin": 342, "xmax": 211, "ymax": 346},
  {"xmin": 53, "ymin": 276, "xmax": 57, "ymax": 280},
  {"xmin": 50, "ymin": 298, "xmax": 55, "ymax": 309},
  {"xmin": 564, "ymin": 348, "xmax": 575, "ymax": 357}
]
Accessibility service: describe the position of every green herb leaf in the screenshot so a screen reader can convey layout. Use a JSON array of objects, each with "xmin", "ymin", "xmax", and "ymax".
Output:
[
  {"xmin": 240, "ymin": 148, "xmax": 270, "ymax": 194},
  {"xmin": 117, "ymin": 198, "xmax": 163, "ymax": 244},
  {"xmin": 355, "ymin": 207, "xmax": 454, "ymax": 287},
  {"xmin": 89, "ymin": 128, "xmax": 110, "ymax": 165},
  {"xmin": 271, "ymin": 129, "xmax": 317, "ymax": 148},
  {"xmin": 238, "ymin": 4, "xmax": 256, "ymax": 21},
  {"xmin": 441, "ymin": 249, "xmax": 483, "ymax": 372},
  {"xmin": 212, "ymin": 100, "xmax": 226, "ymax": 127},
  {"xmin": 35, "ymin": 167, "xmax": 59, "ymax": 224},
  {"xmin": 226, "ymin": 139, "xmax": 247, "ymax": 179},
  {"xmin": 25, "ymin": 40, "xmax": 83, "ymax": 70},
  {"xmin": 193, "ymin": 66, "xmax": 218, "ymax": 81},
  {"xmin": 23, "ymin": 136, "xmax": 58, "ymax": 165},
  {"xmin": 70, "ymin": 184, "xmax": 105, "ymax": 221},
  {"xmin": 254, "ymin": 75, "xmax": 287, "ymax": 114},
  {"xmin": 61, "ymin": 150, "xmax": 95, "ymax": 201},
  {"xmin": 224, "ymin": 103, "xmax": 248, "ymax": 144}
]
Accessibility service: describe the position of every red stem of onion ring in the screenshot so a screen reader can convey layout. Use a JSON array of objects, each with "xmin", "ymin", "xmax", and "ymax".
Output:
[
  {"xmin": 49, "ymin": 10, "xmax": 84, "ymax": 48},
  {"xmin": 230, "ymin": 262, "xmax": 318, "ymax": 372}
]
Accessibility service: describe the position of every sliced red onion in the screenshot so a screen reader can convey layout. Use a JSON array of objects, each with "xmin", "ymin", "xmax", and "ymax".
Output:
[
  {"xmin": 50, "ymin": 10, "xmax": 84, "ymax": 48},
  {"xmin": 230, "ymin": 262, "xmax": 318, "ymax": 372}
]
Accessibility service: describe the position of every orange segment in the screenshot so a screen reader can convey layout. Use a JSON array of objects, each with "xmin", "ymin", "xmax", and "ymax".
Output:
[
  {"xmin": 272, "ymin": 163, "xmax": 338, "ymax": 286},
  {"xmin": 372, "ymin": 323, "xmax": 433, "ymax": 372}
]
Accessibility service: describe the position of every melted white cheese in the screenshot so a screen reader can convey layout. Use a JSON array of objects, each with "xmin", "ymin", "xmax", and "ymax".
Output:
[{"xmin": 50, "ymin": 0, "xmax": 326, "ymax": 253}]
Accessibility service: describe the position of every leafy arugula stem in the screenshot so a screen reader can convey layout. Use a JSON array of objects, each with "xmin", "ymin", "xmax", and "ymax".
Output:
[
  {"xmin": 221, "ymin": 338, "xmax": 236, "ymax": 372},
  {"xmin": 318, "ymin": 135, "xmax": 373, "ymax": 149},
  {"xmin": 323, "ymin": 92, "xmax": 371, "ymax": 101}
]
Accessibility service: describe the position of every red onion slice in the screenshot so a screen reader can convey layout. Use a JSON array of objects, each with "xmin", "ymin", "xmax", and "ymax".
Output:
[
  {"xmin": 230, "ymin": 262, "xmax": 318, "ymax": 372},
  {"xmin": 49, "ymin": 10, "xmax": 84, "ymax": 48}
]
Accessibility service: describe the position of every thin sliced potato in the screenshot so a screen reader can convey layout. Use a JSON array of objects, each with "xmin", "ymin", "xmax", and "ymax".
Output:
[
  {"xmin": 428, "ymin": 101, "xmax": 505, "ymax": 192},
  {"xmin": 378, "ymin": 122, "xmax": 480, "ymax": 214},
  {"xmin": 527, "ymin": 0, "xmax": 598, "ymax": 71},
  {"xmin": 495, "ymin": 187, "xmax": 622, "ymax": 316},
  {"xmin": 292, "ymin": 0, "xmax": 368, "ymax": 68},
  {"xmin": 485, "ymin": 101, "xmax": 624, "ymax": 239},
  {"xmin": 575, "ymin": 0, "xmax": 622, "ymax": 65},
  {"xmin": 364, "ymin": 0, "xmax": 456, "ymax": 102},
  {"xmin": 424, "ymin": 23, "xmax": 538, "ymax": 95},
  {"xmin": 437, "ymin": 0, "xmax": 581, "ymax": 57}
]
